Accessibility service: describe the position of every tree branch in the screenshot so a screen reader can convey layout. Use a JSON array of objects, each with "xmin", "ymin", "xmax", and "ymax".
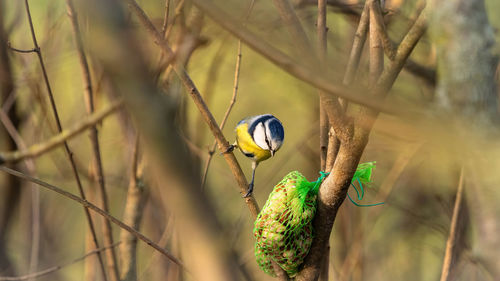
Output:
[
  {"xmin": 125, "ymin": 0, "xmax": 261, "ymax": 218},
  {"xmin": 296, "ymin": 7, "xmax": 428, "ymax": 281},
  {"xmin": 369, "ymin": 0, "xmax": 383, "ymax": 84},
  {"xmin": 65, "ymin": 1, "xmax": 119, "ymax": 280},
  {"xmin": 119, "ymin": 136, "xmax": 146, "ymax": 281},
  {"xmin": 191, "ymin": 0, "xmax": 416, "ymax": 118},
  {"xmin": 273, "ymin": 0, "xmax": 350, "ymax": 142},
  {"xmin": 0, "ymin": 166, "xmax": 188, "ymax": 272},
  {"xmin": 0, "ymin": 100, "xmax": 122, "ymax": 164},
  {"xmin": 201, "ymin": 40, "xmax": 242, "ymax": 189},
  {"xmin": 440, "ymin": 166, "xmax": 466, "ymax": 281},
  {"xmin": 318, "ymin": 0, "xmax": 328, "ymax": 172},
  {"xmin": 20, "ymin": 2, "xmax": 109, "ymax": 280}
]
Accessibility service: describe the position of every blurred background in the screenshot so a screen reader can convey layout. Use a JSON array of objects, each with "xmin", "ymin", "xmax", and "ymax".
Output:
[{"xmin": 1, "ymin": 0, "xmax": 500, "ymax": 280}]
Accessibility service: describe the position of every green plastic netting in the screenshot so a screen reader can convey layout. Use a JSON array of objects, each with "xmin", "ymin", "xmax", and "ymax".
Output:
[
  {"xmin": 254, "ymin": 162, "xmax": 376, "ymax": 277},
  {"xmin": 253, "ymin": 171, "xmax": 322, "ymax": 277}
]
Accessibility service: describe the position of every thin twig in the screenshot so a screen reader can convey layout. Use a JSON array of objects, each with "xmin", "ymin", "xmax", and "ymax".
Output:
[
  {"xmin": 272, "ymin": 0, "xmax": 312, "ymax": 57},
  {"xmin": 369, "ymin": 0, "xmax": 383, "ymax": 84},
  {"xmin": 163, "ymin": 0, "xmax": 185, "ymax": 41},
  {"xmin": 21, "ymin": 2, "xmax": 109, "ymax": 281},
  {"xmin": 191, "ymin": 0, "xmax": 414, "ymax": 129},
  {"xmin": 0, "ymin": 100, "xmax": 123, "ymax": 164},
  {"xmin": 126, "ymin": 0, "xmax": 261, "ymax": 218},
  {"xmin": 343, "ymin": 3, "xmax": 369, "ymax": 85},
  {"xmin": 317, "ymin": 1, "xmax": 330, "ymax": 280},
  {"xmin": 200, "ymin": 0, "xmax": 255, "ymax": 189},
  {"xmin": 369, "ymin": 0, "xmax": 395, "ymax": 60},
  {"xmin": 161, "ymin": 0, "xmax": 171, "ymax": 36},
  {"xmin": 119, "ymin": 135, "xmax": 146, "ymax": 281},
  {"xmin": 440, "ymin": 166, "xmax": 465, "ymax": 281},
  {"xmin": 200, "ymin": 40, "xmax": 242, "ymax": 189},
  {"xmin": 372, "ymin": 9, "xmax": 427, "ymax": 99},
  {"xmin": 0, "ymin": 166, "xmax": 188, "ymax": 272},
  {"xmin": 6, "ymin": 42, "xmax": 37, "ymax": 53},
  {"xmin": 296, "ymin": 8, "xmax": 428, "ymax": 281},
  {"xmin": 0, "ymin": 90, "xmax": 40, "ymax": 281},
  {"xmin": 66, "ymin": 1, "xmax": 120, "ymax": 279},
  {"xmin": 369, "ymin": 2, "xmax": 436, "ymax": 85},
  {"xmin": 318, "ymin": 0, "xmax": 328, "ymax": 172},
  {"xmin": 327, "ymin": 0, "xmax": 370, "ymax": 168},
  {"xmin": 0, "ymin": 242, "xmax": 121, "ymax": 281},
  {"xmin": 273, "ymin": 0, "xmax": 351, "ymax": 144}
]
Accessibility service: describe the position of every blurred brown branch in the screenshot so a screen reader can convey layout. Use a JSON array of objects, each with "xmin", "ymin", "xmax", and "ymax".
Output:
[
  {"xmin": 19, "ymin": 1, "xmax": 108, "ymax": 280},
  {"xmin": 0, "ymin": 100, "xmax": 122, "ymax": 164},
  {"xmin": 0, "ymin": 166, "xmax": 188, "ymax": 272},
  {"xmin": 65, "ymin": 1, "xmax": 118, "ymax": 279},
  {"xmin": 201, "ymin": 40, "xmax": 242, "ymax": 189},
  {"xmin": 369, "ymin": 0, "xmax": 383, "ymax": 84},
  {"xmin": 201, "ymin": 0, "xmax": 255, "ymax": 190},
  {"xmin": 192, "ymin": 0, "xmax": 418, "ymax": 118},
  {"xmin": 126, "ymin": 0, "xmax": 261, "ymax": 218},
  {"xmin": 440, "ymin": 167, "xmax": 466, "ymax": 281},
  {"xmin": 296, "ymin": 7, "xmax": 427, "ymax": 281},
  {"xmin": 120, "ymin": 136, "xmax": 146, "ymax": 281}
]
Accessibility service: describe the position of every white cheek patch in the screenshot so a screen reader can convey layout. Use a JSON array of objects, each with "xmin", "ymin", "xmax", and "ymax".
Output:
[
  {"xmin": 264, "ymin": 124, "xmax": 277, "ymax": 150},
  {"xmin": 253, "ymin": 122, "xmax": 269, "ymax": 150}
]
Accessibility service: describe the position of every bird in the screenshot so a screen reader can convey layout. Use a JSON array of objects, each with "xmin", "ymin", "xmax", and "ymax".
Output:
[{"xmin": 225, "ymin": 114, "xmax": 284, "ymax": 197}]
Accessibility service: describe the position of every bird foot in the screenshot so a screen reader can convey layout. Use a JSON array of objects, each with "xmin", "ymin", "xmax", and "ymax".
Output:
[
  {"xmin": 242, "ymin": 183, "xmax": 254, "ymax": 198},
  {"xmin": 221, "ymin": 144, "xmax": 235, "ymax": 155}
]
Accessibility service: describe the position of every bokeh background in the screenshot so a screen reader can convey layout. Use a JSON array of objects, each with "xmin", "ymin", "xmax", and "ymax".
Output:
[{"xmin": 1, "ymin": 0, "xmax": 500, "ymax": 280}]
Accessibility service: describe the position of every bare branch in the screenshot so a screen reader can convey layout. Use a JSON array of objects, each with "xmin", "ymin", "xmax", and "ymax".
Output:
[
  {"xmin": 273, "ymin": 0, "xmax": 350, "ymax": 143},
  {"xmin": 369, "ymin": 0, "xmax": 384, "ymax": 84},
  {"xmin": 20, "ymin": 2, "xmax": 109, "ymax": 280},
  {"xmin": 0, "ymin": 166, "xmax": 188, "ymax": 272},
  {"xmin": 327, "ymin": 0, "xmax": 370, "ymax": 168},
  {"xmin": 6, "ymin": 42, "xmax": 37, "ymax": 53},
  {"xmin": 201, "ymin": 40, "xmax": 242, "ymax": 189},
  {"xmin": 120, "ymin": 136, "xmax": 146, "ymax": 281},
  {"xmin": 65, "ymin": 1, "xmax": 119, "ymax": 279},
  {"xmin": 192, "ymin": 0, "xmax": 415, "ymax": 118},
  {"xmin": 296, "ymin": 7, "xmax": 428, "ymax": 281},
  {"xmin": 272, "ymin": 0, "xmax": 312, "ymax": 56},
  {"xmin": 318, "ymin": 0, "xmax": 328, "ymax": 171},
  {"xmin": 126, "ymin": 0, "xmax": 261, "ymax": 218},
  {"xmin": 343, "ymin": 3, "xmax": 369, "ymax": 85},
  {"xmin": 440, "ymin": 167, "xmax": 466, "ymax": 281},
  {"xmin": 373, "ymin": 9, "xmax": 427, "ymax": 99},
  {"xmin": 0, "ymin": 100, "xmax": 122, "ymax": 164}
]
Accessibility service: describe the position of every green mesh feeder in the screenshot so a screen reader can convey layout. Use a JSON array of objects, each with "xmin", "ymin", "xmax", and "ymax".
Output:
[{"xmin": 253, "ymin": 162, "xmax": 379, "ymax": 277}]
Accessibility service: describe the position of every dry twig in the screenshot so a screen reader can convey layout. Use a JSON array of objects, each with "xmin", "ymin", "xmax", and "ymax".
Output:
[
  {"xmin": 440, "ymin": 166, "xmax": 466, "ymax": 281},
  {"xmin": 0, "ymin": 166, "xmax": 188, "ymax": 272},
  {"xmin": 296, "ymin": 8, "xmax": 428, "ymax": 281},
  {"xmin": 19, "ymin": 1, "xmax": 109, "ymax": 280},
  {"xmin": 120, "ymin": 136, "xmax": 146, "ymax": 281},
  {"xmin": 0, "ymin": 100, "xmax": 122, "ymax": 164},
  {"xmin": 65, "ymin": 1, "xmax": 120, "ymax": 279},
  {"xmin": 126, "ymin": 0, "xmax": 261, "ymax": 218}
]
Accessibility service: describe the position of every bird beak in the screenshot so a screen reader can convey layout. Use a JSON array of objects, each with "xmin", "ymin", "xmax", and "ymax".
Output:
[{"xmin": 270, "ymin": 150, "xmax": 275, "ymax": 157}]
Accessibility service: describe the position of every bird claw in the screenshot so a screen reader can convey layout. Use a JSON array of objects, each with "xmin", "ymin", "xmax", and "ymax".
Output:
[
  {"xmin": 243, "ymin": 183, "xmax": 254, "ymax": 198},
  {"xmin": 221, "ymin": 144, "xmax": 235, "ymax": 155}
]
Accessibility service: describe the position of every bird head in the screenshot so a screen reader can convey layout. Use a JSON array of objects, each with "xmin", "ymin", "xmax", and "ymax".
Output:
[{"xmin": 252, "ymin": 115, "xmax": 284, "ymax": 156}]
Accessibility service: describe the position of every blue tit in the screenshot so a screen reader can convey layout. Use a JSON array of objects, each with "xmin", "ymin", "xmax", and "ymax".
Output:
[{"xmin": 228, "ymin": 114, "xmax": 284, "ymax": 197}]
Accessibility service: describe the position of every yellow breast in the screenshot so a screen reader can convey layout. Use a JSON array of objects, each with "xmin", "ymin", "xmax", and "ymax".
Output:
[{"xmin": 236, "ymin": 123, "xmax": 271, "ymax": 162}]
